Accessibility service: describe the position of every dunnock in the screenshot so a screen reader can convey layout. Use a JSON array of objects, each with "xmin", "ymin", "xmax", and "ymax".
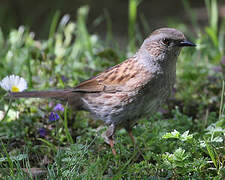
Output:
[{"xmin": 10, "ymin": 28, "xmax": 195, "ymax": 155}]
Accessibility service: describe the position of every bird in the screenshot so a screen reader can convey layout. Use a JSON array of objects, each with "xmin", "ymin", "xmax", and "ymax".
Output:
[{"xmin": 10, "ymin": 28, "xmax": 196, "ymax": 155}]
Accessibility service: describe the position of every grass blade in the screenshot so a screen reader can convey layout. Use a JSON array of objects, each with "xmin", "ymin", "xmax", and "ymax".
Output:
[
  {"xmin": 219, "ymin": 81, "xmax": 225, "ymax": 121},
  {"xmin": 128, "ymin": 0, "xmax": 141, "ymax": 53},
  {"xmin": 37, "ymin": 138, "xmax": 57, "ymax": 153},
  {"xmin": 49, "ymin": 10, "xmax": 60, "ymax": 39},
  {"xmin": 64, "ymin": 103, "xmax": 74, "ymax": 144}
]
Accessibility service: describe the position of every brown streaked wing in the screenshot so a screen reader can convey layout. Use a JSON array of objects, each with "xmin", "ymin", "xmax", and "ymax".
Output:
[{"xmin": 72, "ymin": 58, "xmax": 137, "ymax": 93}]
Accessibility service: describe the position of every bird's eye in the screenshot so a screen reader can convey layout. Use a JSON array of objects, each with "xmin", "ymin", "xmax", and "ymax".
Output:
[{"xmin": 162, "ymin": 38, "xmax": 171, "ymax": 46}]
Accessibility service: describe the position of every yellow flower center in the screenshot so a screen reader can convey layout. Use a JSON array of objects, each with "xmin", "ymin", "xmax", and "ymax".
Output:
[{"xmin": 11, "ymin": 85, "xmax": 19, "ymax": 92}]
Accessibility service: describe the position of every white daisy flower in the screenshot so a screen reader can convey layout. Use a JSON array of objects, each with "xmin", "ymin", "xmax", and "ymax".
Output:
[{"xmin": 0, "ymin": 75, "xmax": 27, "ymax": 92}]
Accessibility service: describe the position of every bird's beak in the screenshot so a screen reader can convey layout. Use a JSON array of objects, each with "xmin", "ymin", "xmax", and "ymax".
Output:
[{"xmin": 178, "ymin": 40, "xmax": 196, "ymax": 47}]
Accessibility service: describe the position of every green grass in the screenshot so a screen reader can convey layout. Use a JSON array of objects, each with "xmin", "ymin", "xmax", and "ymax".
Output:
[{"xmin": 0, "ymin": 0, "xmax": 225, "ymax": 179}]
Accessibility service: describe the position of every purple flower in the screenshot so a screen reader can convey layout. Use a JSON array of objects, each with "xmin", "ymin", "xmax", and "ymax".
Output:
[
  {"xmin": 61, "ymin": 75, "xmax": 68, "ymax": 83},
  {"xmin": 49, "ymin": 112, "xmax": 60, "ymax": 122},
  {"xmin": 212, "ymin": 66, "xmax": 222, "ymax": 73},
  {"xmin": 38, "ymin": 128, "xmax": 47, "ymax": 137},
  {"xmin": 53, "ymin": 103, "xmax": 64, "ymax": 112}
]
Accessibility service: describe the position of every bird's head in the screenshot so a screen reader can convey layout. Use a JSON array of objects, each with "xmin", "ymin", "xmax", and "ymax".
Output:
[{"xmin": 140, "ymin": 28, "xmax": 195, "ymax": 62}]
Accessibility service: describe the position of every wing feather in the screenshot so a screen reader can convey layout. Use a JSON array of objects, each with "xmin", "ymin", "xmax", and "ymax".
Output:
[{"xmin": 72, "ymin": 57, "xmax": 150, "ymax": 93}]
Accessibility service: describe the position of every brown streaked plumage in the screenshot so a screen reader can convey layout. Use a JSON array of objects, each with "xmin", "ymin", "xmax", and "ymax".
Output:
[{"xmin": 10, "ymin": 28, "xmax": 196, "ymax": 155}]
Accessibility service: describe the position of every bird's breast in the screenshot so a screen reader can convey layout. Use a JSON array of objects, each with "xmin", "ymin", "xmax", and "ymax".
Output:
[{"xmin": 140, "ymin": 65, "xmax": 176, "ymax": 114}]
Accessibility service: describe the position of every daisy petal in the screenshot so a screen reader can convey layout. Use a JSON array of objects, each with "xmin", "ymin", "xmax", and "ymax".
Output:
[{"xmin": 0, "ymin": 75, "xmax": 27, "ymax": 92}]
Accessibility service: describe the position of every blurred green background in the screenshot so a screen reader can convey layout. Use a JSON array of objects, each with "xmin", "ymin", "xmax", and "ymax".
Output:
[{"xmin": 1, "ymin": 0, "xmax": 224, "ymax": 38}]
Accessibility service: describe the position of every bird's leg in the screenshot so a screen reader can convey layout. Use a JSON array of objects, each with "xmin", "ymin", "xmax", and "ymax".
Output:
[
  {"xmin": 125, "ymin": 126, "xmax": 136, "ymax": 145},
  {"xmin": 102, "ymin": 124, "xmax": 116, "ymax": 155},
  {"xmin": 125, "ymin": 125, "xmax": 144, "ymax": 160},
  {"xmin": 109, "ymin": 137, "xmax": 116, "ymax": 156},
  {"xmin": 128, "ymin": 130, "xmax": 136, "ymax": 145}
]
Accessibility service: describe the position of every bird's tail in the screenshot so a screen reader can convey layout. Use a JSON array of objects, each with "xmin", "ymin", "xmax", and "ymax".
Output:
[
  {"xmin": 9, "ymin": 90, "xmax": 72, "ymax": 100},
  {"xmin": 8, "ymin": 90, "xmax": 83, "ymax": 110}
]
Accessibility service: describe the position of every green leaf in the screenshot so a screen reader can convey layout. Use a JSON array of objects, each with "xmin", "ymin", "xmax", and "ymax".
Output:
[
  {"xmin": 205, "ymin": 27, "xmax": 219, "ymax": 48},
  {"xmin": 162, "ymin": 129, "xmax": 180, "ymax": 139},
  {"xmin": 0, "ymin": 154, "xmax": 28, "ymax": 163},
  {"xmin": 204, "ymin": 139, "xmax": 218, "ymax": 169},
  {"xmin": 180, "ymin": 130, "xmax": 193, "ymax": 141}
]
